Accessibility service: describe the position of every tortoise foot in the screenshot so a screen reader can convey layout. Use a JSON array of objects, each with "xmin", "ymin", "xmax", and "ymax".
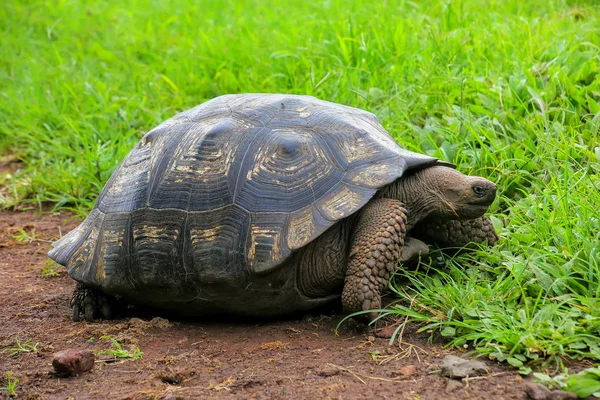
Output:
[{"xmin": 70, "ymin": 282, "xmax": 116, "ymax": 322}]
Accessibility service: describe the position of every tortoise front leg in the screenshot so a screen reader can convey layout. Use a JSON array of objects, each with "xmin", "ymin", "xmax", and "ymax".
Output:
[
  {"xmin": 342, "ymin": 199, "xmax": 407, "ymax": 321},
  {"xmin": 400, "ymin": 237, "xmax": 430, "ymax": 266},
  {"xmin": 414, "ymin": 215, "xmax": 498, "ymax": 249}
]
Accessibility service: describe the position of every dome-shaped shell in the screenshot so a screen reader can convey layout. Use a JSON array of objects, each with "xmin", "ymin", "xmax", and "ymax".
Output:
[{"xmin": 49, "ymin": 94, "xmax": 442, "ymax": 290}]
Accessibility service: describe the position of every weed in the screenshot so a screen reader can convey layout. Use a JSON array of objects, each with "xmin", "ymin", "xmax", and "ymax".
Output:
[
  {"xmin": 5, "ymin": 337, "xmax": 39, "ymax": 357},
  {"xmin": 533, "ymin": 368, "xmax": 600, "ymax": 398},
  {"xmin": 40, "ymin": 259, "xmax": 62, "ymax": 278},
  {"xmin": 11, "ymin": 228, "xmax": 39, "ymax": 244},
  {"xmin": 0, "ymin": 371, "xmax": 18, "ymax": 397},
  {"xmin": 98, "ymin": 336, "xmax": 143, "ymax": 361},
  {"xmin": 369, "ymin": 350, "xmax": 381, "ymax": 362}
]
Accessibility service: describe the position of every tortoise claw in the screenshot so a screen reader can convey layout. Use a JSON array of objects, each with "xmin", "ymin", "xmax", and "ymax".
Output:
[
  {"xmin": 84, "ymin": 304, "xmax": 95, "ymax": 321},
  {"xmin": 73, "ymin": 304, "xmax": 81, "ymax": 322},
  {"xmin": 100, "ymin": 303, "xmax": 113, "ymax": 320},
  {"xmin": 70, "ymin": 282, "xmax": 118, "ymax": 322}
]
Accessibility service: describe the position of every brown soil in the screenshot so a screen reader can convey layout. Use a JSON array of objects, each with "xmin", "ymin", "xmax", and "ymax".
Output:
[{"xmin": 0, "ymin": 210, "xmax": 529, "ymax": 400}]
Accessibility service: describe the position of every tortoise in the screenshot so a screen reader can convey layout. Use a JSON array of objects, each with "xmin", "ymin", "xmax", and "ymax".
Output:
[{"xmin": 48, "ymin": 94, "xmax": 498, "ymax": 322}]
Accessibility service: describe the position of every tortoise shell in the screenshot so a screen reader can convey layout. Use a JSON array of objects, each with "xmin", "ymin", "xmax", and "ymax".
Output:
[{"xmin": 49, "ymin": 94, "xmax": 441, "ymax": 310}]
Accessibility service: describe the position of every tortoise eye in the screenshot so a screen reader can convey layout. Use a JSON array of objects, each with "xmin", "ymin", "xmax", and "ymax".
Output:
[{"xmin": 472, "ymin": 185, "xmax": 486, "ymax": 197}]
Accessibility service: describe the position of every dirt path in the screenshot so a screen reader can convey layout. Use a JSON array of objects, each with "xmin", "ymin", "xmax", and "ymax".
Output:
[{"xmin": 0, "ymin": 210, "xmax": 528, "ymax": 399}]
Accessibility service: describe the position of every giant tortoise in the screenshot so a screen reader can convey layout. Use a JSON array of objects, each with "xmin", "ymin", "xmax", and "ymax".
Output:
[{"xmin": 48, "ymin": 94, "xmax": 498, "ymax": 322}]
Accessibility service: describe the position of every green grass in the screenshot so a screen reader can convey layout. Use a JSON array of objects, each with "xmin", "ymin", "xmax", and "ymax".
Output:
[
  {"xmin": 98, "ymin": 337, "xmax": 143, "ymax": 361},
  {"xmin": 40, "ymin": 259, "xmax": 62, "ymax": 278},
  {"xmin": 1, "ymin": 0, "xmax": 599, "ymax": 372},
  {"xmin": 4, "ymin": 338, "xmax": 39, "ymax": 358},
  {"xmin": 534, "ymin": 368, "xmax": 600, "ymax": 398},
  {"xmin": 0, "ymin": 372, "xmax": 18, "ymax": 398}
]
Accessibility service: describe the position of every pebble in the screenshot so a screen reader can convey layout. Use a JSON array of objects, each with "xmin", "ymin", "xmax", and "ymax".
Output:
[
  {"xmin": 524, "ymin": 383, "xmax": 577, "ymax": 400},
  {"xmin": 445, "ymin": 379, "xmax": 463, "ymax": 393},
  {"xmin": 391, "ymin": 365, "xmax": 417, "ymax": 378},
  {"xmin": 315, "ymin": 365, "xmax": 340, "ymax": 377},
  {"xmin": 440, "ymin": 355, "xmax": 488, "ymax": 379},
  {"xmin": 374, "ymin": 325, "xmax": 398, "ymax": 339},
  {"xmin": 52, "ymin": 349, "xmax": 95, "ymax": 377}
]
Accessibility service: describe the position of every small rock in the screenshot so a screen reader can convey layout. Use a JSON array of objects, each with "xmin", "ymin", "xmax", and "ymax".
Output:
[
  {"xmin": 445, "ymin": 379, "xmax": 463, "ymax": 393},
  {"xmin": 440, "ymin": 355, "xmax": 488, "ymax": 379},
  {"xmin": 525, "ymin": 383, "xmax": 550, "ymax": 400},
  {"xmin": 525, "ymin": 383, "xmax": 577, "ymax": 400},
  {"xmin": 315, "ymin": 365, "xmax": 340, "ymax": 377},
  {"xmin": 18, "ymin": 375, "xmax": 30, "ymax": 385},
  {"xmin": 52, "ymin": 349, "xmax": 95, "ymax": 377},
  {"xmin": 391, "ymin": 365, "xmax": 417, "ymax": 378},
  {"xmin": 158, "ymin": 368, "xmax": 184, "ymax": 385},
  {"xmin": 375, "ymin": 326, "xmax": 398, "ymax": 339}
]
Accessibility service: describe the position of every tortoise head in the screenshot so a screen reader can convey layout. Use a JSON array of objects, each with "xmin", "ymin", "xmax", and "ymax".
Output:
[{"xmin": 420, "ymin": 166, "xmax": 497, "ymax": 220}]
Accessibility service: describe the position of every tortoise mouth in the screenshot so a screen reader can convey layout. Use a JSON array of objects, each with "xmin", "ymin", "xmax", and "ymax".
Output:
[
  {"xmin": 456, "ymin": 203, "xmax": 491, "ymax": 219},
  {"xmin": 468, "ymin": 199, "xmax": 494, "ymax": 208},
  {"xmin": 467, "ymin": 188, "xmax": 496, "ymax": 208},
  {"xmin": 468, "ymin": 204, "xmax": 492, "ymax": 213}
]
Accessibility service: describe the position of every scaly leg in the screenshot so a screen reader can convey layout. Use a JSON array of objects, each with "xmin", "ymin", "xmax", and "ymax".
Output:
[
  {"xmin": 399, "ymin": 237, "xmax": 429, "ymax": 266},
  {"xmin": 342, "ymin": 199, "xmax": 407, "ymax": 321},
  {"xmin": 413, "ymin": 215, "xmax": 498, "ymax": 249},
  {"xmin": 71, "ymin": 282, "xmax": 117, "ymax": 322}
]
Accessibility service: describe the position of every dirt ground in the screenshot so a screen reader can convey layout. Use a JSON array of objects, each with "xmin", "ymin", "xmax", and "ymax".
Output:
[{"xmin": 0, "ymin": 209, "xmax": 531, "ymax": 400}]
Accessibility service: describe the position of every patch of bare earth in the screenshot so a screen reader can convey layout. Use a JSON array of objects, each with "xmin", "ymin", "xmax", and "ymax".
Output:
[{"xmin": 0, "ymin": 210, "xmax": 529, "ymax": 399}]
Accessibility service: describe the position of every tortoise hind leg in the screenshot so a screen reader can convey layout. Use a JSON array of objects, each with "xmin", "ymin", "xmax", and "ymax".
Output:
[
  {"xmin": 342, "ymin": 199, "xmax": 407, "ymax": 322},
  {"xmin": 71, "ymin": 282, "xmax": 117, "ymax": 322}
]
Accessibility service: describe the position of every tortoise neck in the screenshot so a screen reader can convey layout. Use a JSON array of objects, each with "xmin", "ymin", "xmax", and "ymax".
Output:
[{"xmin": 378, "ymin": 170, "xmax": 438, "ymax": 230}]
